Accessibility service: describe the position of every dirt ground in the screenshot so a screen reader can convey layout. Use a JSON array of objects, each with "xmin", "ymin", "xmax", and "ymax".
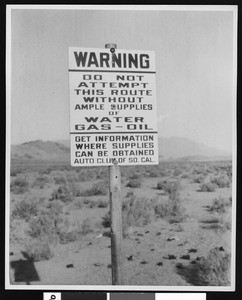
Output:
[{"xmin": 8, "ymin": 161, "xmax": 233, "ymax": 286}]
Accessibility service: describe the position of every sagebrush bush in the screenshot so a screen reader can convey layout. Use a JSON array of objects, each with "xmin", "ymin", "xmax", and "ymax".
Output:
[
  {"xmin": 126, "ymin": 179, "xmax": 142, "ymax": 188},
  {"xmin": 32, "ymin": 176, "xmax": 49, "ymax": 189},
  {"xmin": 97, "ymin": 199, "xmax": 109, "ymax": 208},
  {"xmin": 80, "ymin": 218, "xmax": 93, "ymax": 235},
  {"xmin": 54, "ymin": 176, "xmax": 66, "ymax": 185},
  {"xmin": 11, "ymin": 199, "xmax": 38, "ymax": 221},
  {"xmin": 24, "ymin": 238, "xmax": 54, "ymax": 262},
  {"xmin": 122, "ymin": 196, "xmax": 154, "ymax": 228},
  {"xmin": 154, "ymin": 192, "xmax": 186, "ymax": 224},
  {"xmin": 81, "ymin": 181, "xmax": 107, "ymax": 196},
  {"xmin": 157, "ymin": 180, "xmax": 181, "ymax": 195},
  {"xmin": 200, "ymin": 182, "xmax": 217, "ymax": 192},
  {"xmin": 177, "ymin": 247, "xmax": 231, "ymax": 285},
  {"xmin": 51, "ymin": 185, "xmax": 72, "ymax": 202},
  {"xmin": 193, "ymin": 175, "xmax": 205, "ymax": 184},
  {"xmin": 10, "ymin": 177, "xmax": 29, "ymax": 194},
  {"xmin": 208, "ymin": 196, "xmax": 232, "ymax": 213},
  {"xmin": 101, "ymin": 212, "xmax": 111, "ymax": 228},
  {"xmin": 210, "ymin": 174, "xmax": 231, "ymax": 188}
]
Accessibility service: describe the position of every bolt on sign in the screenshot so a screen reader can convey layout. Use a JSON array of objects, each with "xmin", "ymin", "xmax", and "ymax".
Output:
[{"xmin": 69, "ymin": 47, "xmax": 158, "ymax": 166}]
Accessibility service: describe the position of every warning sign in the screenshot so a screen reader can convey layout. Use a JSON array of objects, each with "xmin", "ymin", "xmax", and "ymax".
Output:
[{"xmin": 69, "ymin": 47, "xmax": 158, "ymax": 166}]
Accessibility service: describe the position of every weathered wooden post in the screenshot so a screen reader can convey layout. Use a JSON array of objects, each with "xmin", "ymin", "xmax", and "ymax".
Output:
[{"xmin": 105, "ymin": 43, "xmax": 123, "ymax": 285}]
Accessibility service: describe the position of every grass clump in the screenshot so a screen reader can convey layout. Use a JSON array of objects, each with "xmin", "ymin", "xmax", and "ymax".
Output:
[
  {"xmin": 10, "ymin": 177, "xmax": 29, "ymax": 194},
  {"xmin": 176, "ymin": 247, "xmax": 231, "ymax": 285},
  {"xmin": 81, "ymin": 182, "xmax": 108, "ymax": 196}
]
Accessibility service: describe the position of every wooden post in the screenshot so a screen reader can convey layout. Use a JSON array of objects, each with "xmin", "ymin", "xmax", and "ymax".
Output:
[{"xmin": 105, "ymin": 43, "xmax": 123, "ymax": 285}]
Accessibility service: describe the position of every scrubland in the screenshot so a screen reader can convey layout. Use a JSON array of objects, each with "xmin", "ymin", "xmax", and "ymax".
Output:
[{"xmin": 9, "ymin": 160, "xmax": 233, "ymax": 286}]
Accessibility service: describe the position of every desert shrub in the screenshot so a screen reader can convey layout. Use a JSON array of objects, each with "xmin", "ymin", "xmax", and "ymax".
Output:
[
  {"xmin": 11, "ymin": 199, "xmax": 38, "ymax": 221},
  {"xmin": 97, "ymin": 199, "xmax": 109, "ymax": 208},
  {"xmin": 51, "ymin": 185, "xmax": 72, "ymax": 202},
  {"xmin": 24, "ymin": 238, "xmax": 54, "ymax": 262},
  {"xmin": 82, "ymin": 198, "xmax": 96, "ymax": 208},
  {"xmin": 47, "ymin": 200, "xmax": 64, "ymax": 215},
  {"xmin": 155, "ymin": 193, "xmax": 186, "ymax": 223},
  {"xmin": 199, "ymin": 214, "xmax": 231, "ymax": 232},
  {"xmin": 81, "ymin": 182, "xmax": 108, "ymax": 196},
  {"xmin": 54, "ymin": 176, "xmax": 66, "ymax": 185},
  {"xmin": 10, "ymin": 177, "xmax": 29, "ymax": 194},
  {"xmin": 200, "ymin": 182, "xmax": 217, "ymax": 192},
  {"xmin": 101, "ymin": 212, "xmax": 111, "ymax": 228},
  {"xmin": 177, "ymin": 247, "xmax": 231, "ymax": 285},
  {"xmin": 80, "ymin": 218, "xmax": 93, "ymax": 235},
  {"xmin": 78, "ymin": 169, "xmax": 96, "ymax": 182},
  {"xmin": 125, "ymin": 191, "xmax": 134, "ymax": 198},
  {"xmin": 210, "ymin": 174, "xmax": 230, "ymax": 188},
  {"xmin": 128, "ymin": 172, "xmax": 141, "ymax": 180},
  {"xmin": 74, "ymin": 198, "xmax": 84, "ymax": 209},
  {"xmin": 173, "ymin": 168, "xmax": 182, "ymax": 176},
  {"xmin": 126, "ymin": 179, "xmax": 142, "ymax": 188},
  {"xmin": 69, "ymin": 182, "xmax": 82, "ymax": 197},
  {"xmin": 208, "ymin": 196, "xmax": 232, "ymax": 213},
  {"xmin": 157, "ymin": 180, "xmax": 181, "ymax": 195},
  {"xmin": 28, "ymin": 212, "xmax": 65, "ymax": 241},
  {"xmin": 65, "ymin": 172, "xmax": 79, "ymax": 183},
  {"xmin": 122, "ymin": 196, "xmax": 154, "ymax": 228},
  {"xmin": 10, "ymin": 170, "xmax": 18, "ymax": 177},
  {"xmin": 32, "ymin": 176, "xmax": 49, "ymax": 189},
  {"xmin": 39, "ymin": 167, "xmax": 53, "ymax": 175},
  {"xmin": 193, "ymin": 175, "xmax": 205, "ymax": 184}
]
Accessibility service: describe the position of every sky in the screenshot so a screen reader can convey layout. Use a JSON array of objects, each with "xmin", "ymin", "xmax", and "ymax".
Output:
[{"xmin": 9, "ymin": 6, "xmax": 236, "ymax": 152}]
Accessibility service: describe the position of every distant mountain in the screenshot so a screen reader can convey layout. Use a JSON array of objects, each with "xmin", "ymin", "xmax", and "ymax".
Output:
[
  {"xmin": 11, "ymin": 137, "xmax": 231, "ymax": 163},
  {"xmin": 158, "ymin": 137, "xmax": 231, "ymax": 160},
  {"xmin": 11, "ymin": 140, "xmax": 70, "ymax": 161}
]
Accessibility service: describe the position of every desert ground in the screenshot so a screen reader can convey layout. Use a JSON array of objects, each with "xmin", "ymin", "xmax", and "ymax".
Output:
[{"xmin": 9, "ymin": 160, "xmax": 232, "ymax": 286}]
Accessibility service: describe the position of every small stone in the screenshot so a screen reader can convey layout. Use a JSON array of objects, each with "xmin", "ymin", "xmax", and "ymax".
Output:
[
  {"xmin": 188, "ymin": 248, "xmax": 197, "ymax": 253},
  {"xmin": 163, "ymin": 255, "xmax": 177, "ymax": 260},
  {"xmin": 180, "ymin": 255, "xmax": 190, "ymax": 260},
  {"xmin": 145, "ymin": 231, "xmax": 150, "ymax": 234},
  {"xmin": 156, "ymin": 262, "xmax": 163, "ymax": 266},
  {"xmin": 140, "ymin": 261, "xmax": 148, "ymax": 264},
  {"xmin": 137, "ymin": 233, "xmax": 144, "ymax": 237},
  {"xmin": 107, "ymin": 264, "xmax": 112, "ymax": 268},
  {"xmin": 176, "ymin": 263, "xmax": 183, "ymax": 269},
  {"xmin": 219, "ymin": 246, "xmax": 225, "ymax": 251},
  {"xmin": 150, "ymin": 248, "xmax": 155, "ymax": 251},
  {"xmin": 127, "ymin": 255, "xmax": 133, "ymax": 261},
  {"xmin": 10, "ymin": 252, "xmax": 14, "ymax": 256},
  {"xmin": 66, "ymin": 264, "xmax": 74, "ymax": 268},
  {"xmin": 94, "ymin": 263, "xmax": 103, "ymax": 267}
]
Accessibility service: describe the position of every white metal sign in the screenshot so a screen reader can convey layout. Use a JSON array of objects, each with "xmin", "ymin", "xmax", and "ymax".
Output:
[{"xmin": 69, "ymin": 47, "xmax": 158, "ymax": 166}]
